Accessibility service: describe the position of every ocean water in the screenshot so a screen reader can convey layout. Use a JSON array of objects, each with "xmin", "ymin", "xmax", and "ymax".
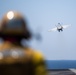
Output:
[{"xmin": 45, "ymin": 60, "xmax": 76, "ymax": 69}]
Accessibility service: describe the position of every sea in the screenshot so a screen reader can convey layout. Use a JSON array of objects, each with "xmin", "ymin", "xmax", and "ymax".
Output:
[{"xmin": 45, "ymin": 60, "xmax": 76, "ymax": 69}]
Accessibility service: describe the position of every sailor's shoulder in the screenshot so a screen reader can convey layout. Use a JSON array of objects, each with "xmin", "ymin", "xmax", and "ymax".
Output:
[
  {"xmin": 25, "ymin": 48, "xmax": 44, "ymax": 59},
  {"xmin": 27, "ymin": 48, "xmax": 42, "ymax": 56},
  {"xmin": 0, "ymin": 42, "xmax": 12, "ymax": 51},
  {"xmin": 30, "ymin": 49, "xmax": 44, "ymax": 62}
]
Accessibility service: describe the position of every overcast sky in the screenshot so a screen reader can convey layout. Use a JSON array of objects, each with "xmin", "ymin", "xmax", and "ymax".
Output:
[{"xmin": 0, "ymin": 0, "xmax": 76, "ymax": 60}]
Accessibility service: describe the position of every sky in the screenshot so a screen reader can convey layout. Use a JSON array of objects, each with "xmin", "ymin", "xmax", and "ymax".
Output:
[{"xmin": 0, "ymin": 0, "xmax": 76, "ymax": 60}]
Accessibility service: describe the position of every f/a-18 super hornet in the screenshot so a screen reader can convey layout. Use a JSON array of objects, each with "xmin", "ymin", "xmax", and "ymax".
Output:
[{"xmin": 48, "ymin": 23, "xmax": 71, "ymax": 32}]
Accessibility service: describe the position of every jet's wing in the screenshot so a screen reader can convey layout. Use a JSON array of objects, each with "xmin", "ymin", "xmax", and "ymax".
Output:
[
  {"xmin": 62, "ymin": 24, "xmax": 71, "ymax": 29},
  {"xmin": 48, "ymin": 27, "xmax": 57, "ymax": 32}
]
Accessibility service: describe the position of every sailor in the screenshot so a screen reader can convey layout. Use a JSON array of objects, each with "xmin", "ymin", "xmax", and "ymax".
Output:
[{"xmin": 0, "ymin": 11, "xmax": 47, "ymax": 75}]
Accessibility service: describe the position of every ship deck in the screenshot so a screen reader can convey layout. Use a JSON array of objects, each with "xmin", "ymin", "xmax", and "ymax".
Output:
[{"xmin": 48, "ymin": 69, "xmax": 76, "ymax": 75}]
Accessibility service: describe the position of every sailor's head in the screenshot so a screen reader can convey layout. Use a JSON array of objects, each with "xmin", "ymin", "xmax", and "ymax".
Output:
[{"xmin": 0, "ymin": 11, "xmax": 32, "ymax": 43}]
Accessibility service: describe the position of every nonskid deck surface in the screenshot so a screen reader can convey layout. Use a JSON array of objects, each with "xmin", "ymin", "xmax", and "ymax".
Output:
[{"xmin": 48, "ymin": 69, "xmax": 76, "ymax": 75}]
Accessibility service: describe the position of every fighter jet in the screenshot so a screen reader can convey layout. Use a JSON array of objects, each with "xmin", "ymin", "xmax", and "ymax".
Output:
[{"xmin": 48, "ymin": 23, "xmax": 71, "ymax": 32}]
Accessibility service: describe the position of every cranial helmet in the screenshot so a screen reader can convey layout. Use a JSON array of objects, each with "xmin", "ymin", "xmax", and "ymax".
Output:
[{"xmin": 0, "ymin": 11, "xmax": 31, "ymax": 40}]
